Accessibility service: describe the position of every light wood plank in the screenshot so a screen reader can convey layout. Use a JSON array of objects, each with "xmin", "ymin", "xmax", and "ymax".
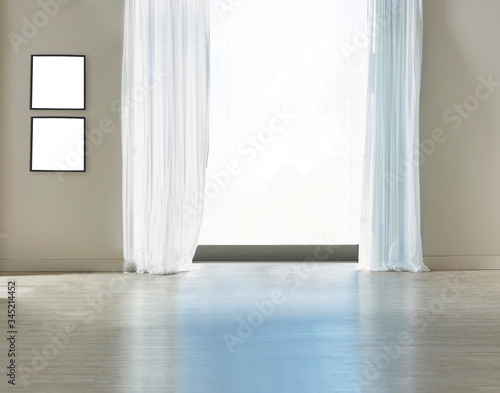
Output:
[{"xmin": 0, "ymin": 263, "xmax": 499, "ymax": 392}]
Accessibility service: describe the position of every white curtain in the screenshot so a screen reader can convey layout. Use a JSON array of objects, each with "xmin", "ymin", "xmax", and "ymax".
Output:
[
  {"xmin": 121, "ymin": 0, "xmax": 210, "ymax": 274},
  {"xmin": 358, "ymin": 0, "xmax": 429, "ymax": 272}
]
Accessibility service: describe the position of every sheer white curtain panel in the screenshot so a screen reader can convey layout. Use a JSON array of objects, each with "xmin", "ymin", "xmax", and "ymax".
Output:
[
  {"xmin": 359, "ymin": 0, "xmax": 429, "ymax": 272},
  {"xmin": 121, "ymin": 0, "xmax": 210, "ymax": 274}
]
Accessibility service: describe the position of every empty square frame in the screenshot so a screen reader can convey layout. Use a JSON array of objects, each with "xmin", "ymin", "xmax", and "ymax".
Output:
[
  {"xmin": 30, "ymin": 117, "xmax": 86, "ymax": 172},
  {"xmin": 30, "ymin": 55, "xmax": 86, "ymax": 110}
]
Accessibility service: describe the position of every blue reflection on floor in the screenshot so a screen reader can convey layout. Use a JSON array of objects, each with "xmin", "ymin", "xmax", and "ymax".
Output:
[{"xmin": 174, "ymin": 263, "xmax": 361, "ymax": 393}]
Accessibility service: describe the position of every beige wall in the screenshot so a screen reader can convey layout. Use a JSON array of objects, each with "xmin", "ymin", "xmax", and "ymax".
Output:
[
  {"xmin": 421, "ymin": 0, "xmax": 500, "ymax": 269},
  {"xmin": 0, "ymin": 0, "xmax": 124, "ymax": 270}
]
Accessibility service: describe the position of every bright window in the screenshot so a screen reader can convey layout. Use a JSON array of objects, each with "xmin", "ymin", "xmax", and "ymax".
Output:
[{"xmin": 198, "ymin": 0, "xmax": 368, "ymax": 245}]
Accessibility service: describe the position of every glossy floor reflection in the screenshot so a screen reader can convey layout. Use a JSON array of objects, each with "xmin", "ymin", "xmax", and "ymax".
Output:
[
  {"xmin": 1, "ymin": 263, "xmax": 500, "ymax": 392},
  {"xmin": 177, "ymin": 265, "xmax": 361, "ymax": 393}
]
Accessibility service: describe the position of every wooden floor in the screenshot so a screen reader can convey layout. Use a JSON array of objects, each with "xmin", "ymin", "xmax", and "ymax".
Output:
[{"xmin": 1, "ymin": 263, "xmax": 499, "ymax": 392}]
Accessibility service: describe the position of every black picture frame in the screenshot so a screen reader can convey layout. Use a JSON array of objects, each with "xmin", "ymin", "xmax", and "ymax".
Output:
[
  {"xmin": 30, "ymin": 54, "xmax": 86, "ymax": 110},
  {"xmin": 30, "ymin": 116, "xmax": 87, "ymax": 172}
]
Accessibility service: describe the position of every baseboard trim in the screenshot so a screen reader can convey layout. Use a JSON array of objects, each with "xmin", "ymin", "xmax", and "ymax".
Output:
[
  {"xmin": 2, "ymin": 256, "xmax": 499, "ymax": 272},
  {"xmin": 424, "ymin": 256, "xmax": 500, "ymax": 270},
  {"xmin": 0, "ymin": 259, "xmax": 124, "ymax": 272}
]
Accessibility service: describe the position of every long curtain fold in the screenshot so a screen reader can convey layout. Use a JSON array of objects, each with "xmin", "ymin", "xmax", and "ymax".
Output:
[
  {"xmin": 358, "ymin": 0, "xmax": 429, "ymax": 272},
  {"xmin": 121, "ymin": 0, "xmax": 210, "ymax": 274}
]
